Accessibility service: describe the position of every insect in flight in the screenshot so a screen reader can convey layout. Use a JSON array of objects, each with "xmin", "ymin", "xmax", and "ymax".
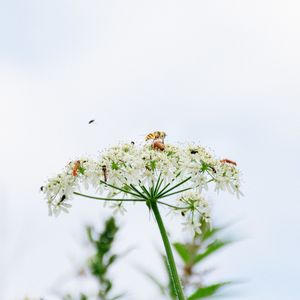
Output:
[{"xmin": 88, "ymin": 119, "xmax": 95, "ymax": 124}]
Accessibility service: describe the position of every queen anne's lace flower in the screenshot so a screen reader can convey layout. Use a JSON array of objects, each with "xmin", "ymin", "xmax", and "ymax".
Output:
[{"xmin": 41, "ymin": 142, "xmax": 242, "ymax": 232}]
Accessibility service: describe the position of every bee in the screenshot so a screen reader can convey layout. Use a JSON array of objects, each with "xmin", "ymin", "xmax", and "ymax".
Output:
[
  {"xmin": 152, "ymin": 140, "xmax": 165, "ymax": 151},
  {"xmin": 190, "ymin": 149, "xmax": 198, "ymax": 154},
  {"xmin": 145, "ymin": 131, "xmax": 166, "ymax": 151},
  {"xmin": 102, "ymin": 165, "xmax": 108, "ymax": 182},
  {"xmin": 145, "ymin": 131, "xmax": 167, "ymax": 143},
  {"xmin": 220, "ymin": 158, "xmax": 237, "ymax": 166},
  {"xmin": 40, "ymin": 186, "xmax": 44, "ymax": 191},
  {"xmin": 72, "ymin": 160, "xmax": 81, "ymax": 176}
]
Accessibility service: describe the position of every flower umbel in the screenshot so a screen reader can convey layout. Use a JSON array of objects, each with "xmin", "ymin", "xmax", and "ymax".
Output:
[
  {"xmin": 177, "ymin": 192, "xmax": 211, "ymax": 235},
  {"xmin": 41, "ymin": 133, "xmax": 242, "ymax": 300},
  {"xmin": 42, "ymin": 141, "xmax": 242, "ymax": 227}
]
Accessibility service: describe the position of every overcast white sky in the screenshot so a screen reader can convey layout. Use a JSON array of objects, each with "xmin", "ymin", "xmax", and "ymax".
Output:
[{"xmin": 1, "ymin": 1, "xmax": 300, "ymax": 299}]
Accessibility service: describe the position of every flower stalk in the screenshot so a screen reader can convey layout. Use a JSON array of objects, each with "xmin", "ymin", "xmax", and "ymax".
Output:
[{"xmin": 151, "ymin": 199, "xmax": 186, "ymax": 300}]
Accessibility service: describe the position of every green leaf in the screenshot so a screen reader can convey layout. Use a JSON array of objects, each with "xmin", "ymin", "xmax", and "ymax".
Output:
[
  {"xmin": 173, "ymin": 242, "xmax": 191, "ymax": 264},
  {"xmin": 107, "ymin": 254, "xmax": 118, "ymax": 267},
  {"xmin": 86, "ymin": 226, "xmax": 94, "ymax": 244},
  {"xmin": 187, "ymin": 282, "xmax": 230, "ymax": 300},
  {"xmin": 201, "ymin": 227, "xmax": 222, "ymax": 241},
  {"xmin": 194, "ymin": 240, "xmax": 230, "ymax": 264}
]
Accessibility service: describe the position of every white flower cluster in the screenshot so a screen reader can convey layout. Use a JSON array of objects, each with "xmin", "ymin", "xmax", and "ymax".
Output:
[
  {"xmin": 176, "ymin": 191, "xmax": 211, "ymax": 234},
  {"xmin": 42, "ymin": 142, "xmax": 242, "ymax": 233}
]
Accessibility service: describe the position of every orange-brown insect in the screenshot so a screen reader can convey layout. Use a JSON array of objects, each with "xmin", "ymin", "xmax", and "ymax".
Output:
[
  {"xmin": 72, "ymin": 160, "xmax": 81, "ymax": 176},
  {"xmin": 220, "ymin": 158, "xmax": 237, "ymax": 166},
  {"xmin": 152, "ymin": 140, "xmax": 165, "ymax": 151},
  {"xmin": 145, "ymin": 131, "xmax": 166, "ymax": 143},
  {"xmin": 102, "ymin": 165, "xmax": 108, "ymax": 182}
]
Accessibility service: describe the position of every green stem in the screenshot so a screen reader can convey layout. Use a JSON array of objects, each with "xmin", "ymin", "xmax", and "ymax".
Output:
[
  {"xmin": 99, "ymin": 180, "xmax": 142, "ymax": 198},
  {"xmin": 157, "ymin": 201, "xmax": 190, "ymax": 210},
  {"xmin": 153, "ymin": 173, "xmax": 163, "ymax": 195},
  {"xmin": 159, "ymin": 187, "xmax": 193, "ymax": 199},
  {"xmin": 128, "ymin": 184, "xmax": 148, "ymax": 199},
  {"xmin": 74, "ymin": 192, "xmax": 145, "ymax": 202},
  {"xmin": 151, "ymin": 201, "xmax": 186, "ymax": 300},
  {"xmin": 157, "ymin": 177, "xmax": 191, "ymax": 198}
]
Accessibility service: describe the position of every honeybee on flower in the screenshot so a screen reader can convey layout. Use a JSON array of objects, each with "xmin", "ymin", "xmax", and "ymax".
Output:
[
  {"xmin": 145, "ymin": 130, "xmax": 166, "ymax": 151},
  {"xmin": 145, "ymin": 131, "xmax": 167, "ymax": 142}
]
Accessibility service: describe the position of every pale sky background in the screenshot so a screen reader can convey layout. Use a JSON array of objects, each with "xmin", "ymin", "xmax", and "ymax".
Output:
[{"xmin": 0, "ymin": 1, "xmax": 300, "ymax": 299}]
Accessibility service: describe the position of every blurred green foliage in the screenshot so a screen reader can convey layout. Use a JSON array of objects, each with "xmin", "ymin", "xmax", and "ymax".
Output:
[
  {"xmin": 72, "ymin": 217, "xmax": 235, "ymax": 300},
  {"xmin": 86, "ymin": 218, "xmax": 119, "ymax": 299},
  {"xmin": 64, "ymin": 217, "xmax": 124, "ymax": 300},
  {"xmin": 26, "ymin": 217, "xmax": 237, "ymax": 300},
  {"xmin": 142, "ymin": 219, "xmax": 234, "ymax": 299}
]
